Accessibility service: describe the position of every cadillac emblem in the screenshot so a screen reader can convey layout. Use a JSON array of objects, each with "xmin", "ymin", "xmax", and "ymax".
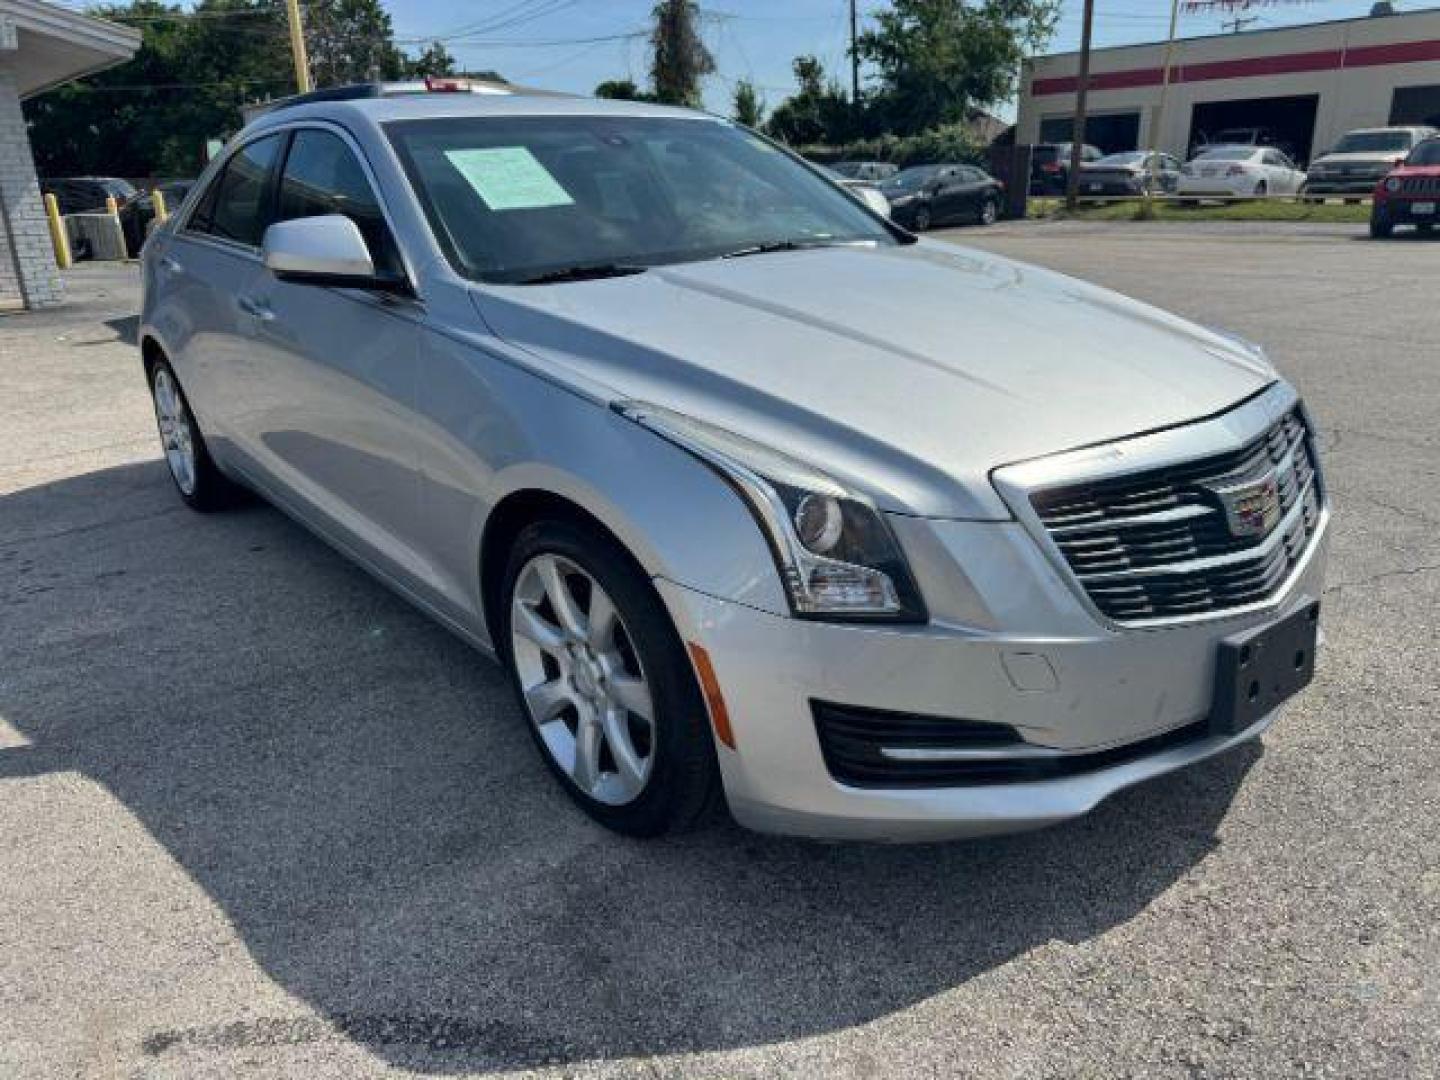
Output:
[{"xmin": 1208, "ymin": 472, "xmax": 1282, "ymax": 539}]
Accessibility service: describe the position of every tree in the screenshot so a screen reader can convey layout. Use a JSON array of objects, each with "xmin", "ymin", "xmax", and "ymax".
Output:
[
  {"xmin": 304, "ymin": 0, "xmax": 407, "ymax": 86},
  {"xmin": 595, "ymin": 78, "xmax": 645, "ymax": 101},
  {"xmin": 765, "ymin": 56, "xmax": 852, "ymax": 146},
  {"xmin": 731, "ymin": 79, "xmax": 764, "ymax": 128},
  {"xmin": 648, "ymin": 0, "xmax": 714, "ymax": 107},
  {"xmin": 857, "ymin": 0, "xmax": 1059, "ymax": 136},
  {"xmin": 406, "ymin": 40, "xmax": 457, "ymax": 79},
  {"xmin": 21, "ymin": 0, "xmax": 456, "ymax": 178}
]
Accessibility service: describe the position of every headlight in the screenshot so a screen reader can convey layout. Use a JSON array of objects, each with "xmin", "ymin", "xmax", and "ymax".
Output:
[
  {"xmin": 1383, "ymin": 176, "xmax": 1402, "ymax": 192},
  {"xmin": 616, "ymin": 401, "xmax": 926, "ymax": 622}
]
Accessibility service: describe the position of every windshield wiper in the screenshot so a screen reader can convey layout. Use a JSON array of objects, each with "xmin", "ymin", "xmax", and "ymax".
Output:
[
  {"xmin": 719, "ymin": 238, "xmax": 852, "ymax": 260},
  {"xmin": 515, "ymin": 263, "xmax": 648, "ymax": 285}
]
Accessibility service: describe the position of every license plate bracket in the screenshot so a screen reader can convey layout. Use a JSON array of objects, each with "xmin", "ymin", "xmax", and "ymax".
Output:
[{"xmin": 1210, "ymin": 600, "xmax": 1320, "ymax": 735}]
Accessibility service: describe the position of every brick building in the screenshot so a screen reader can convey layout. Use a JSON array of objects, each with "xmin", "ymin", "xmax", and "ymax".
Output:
[
  {"xmin": 1016, "ymin": 7, "xmax": 1440, "ymax": 163},
  {"xmin": 0, "ymin": 0, "xmax": 137, "ymax": 310}
]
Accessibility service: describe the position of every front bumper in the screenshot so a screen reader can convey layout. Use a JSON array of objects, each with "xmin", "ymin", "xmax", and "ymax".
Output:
[
  {"xmin": 1375, "ymin": 198, "xmax": 1438, "ymax": 225},
  {"xmin": 658, "ymin": 514, "xmax": 1328, "ymax": 842},
  {"xmin": 1304, "ymin": 178, "xmax": 1382, "ymax": 195}
]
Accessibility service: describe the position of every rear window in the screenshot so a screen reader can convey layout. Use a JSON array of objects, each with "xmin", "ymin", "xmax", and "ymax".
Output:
[
  {"xmin": 1334, "ymin": 131, "xmax": 1411, "ymax": 154},
  {"xmin": 1195, "ymin": 148, "xmax": 1257, "ymax": 162}
]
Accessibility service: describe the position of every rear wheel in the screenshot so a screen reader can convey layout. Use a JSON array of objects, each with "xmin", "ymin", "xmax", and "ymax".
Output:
[
  {"xmin": 1254, "ymin": 179, "xmax": 1269, "ymax": 197},
  {"xmin": 501, "ymin": 519, "xmax": 721, "ymax": 836},
  {"xmin": 148, "ymin": 358, "xmax": 244, "ymax": 511},
  {"xmin": 977, "ymin": 196, "xmax": 998, "ymax": 227},
  {"xmin": 911, "ymin": 205, "xmax": 932, "ymax": 231}
]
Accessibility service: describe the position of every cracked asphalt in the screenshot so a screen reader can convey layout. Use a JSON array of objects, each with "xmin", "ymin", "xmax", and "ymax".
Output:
[{"xmin": 1, "ymin": 222, "xmax": 1436, "ymax": 1078}]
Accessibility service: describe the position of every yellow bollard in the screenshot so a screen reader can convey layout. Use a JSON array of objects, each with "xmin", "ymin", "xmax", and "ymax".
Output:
[
  {"xmin": 105, "ymin": 194, "xmax": 120, "ymax": 218},
  {"xmin": 44, "ymin": 193, "xmax": 72, "ymax": 270},
  {"xmin": 152, "ymin": 188, "xmax": 168, "ymax": 223}
]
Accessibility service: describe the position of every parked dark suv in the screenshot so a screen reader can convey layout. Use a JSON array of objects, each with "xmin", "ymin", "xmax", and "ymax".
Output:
[{"xmin": 1029, "ymin": 142, "xmax": 1103, "ymax": 195}]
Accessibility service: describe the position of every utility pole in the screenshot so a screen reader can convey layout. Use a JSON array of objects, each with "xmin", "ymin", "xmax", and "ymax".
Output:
[
  {"xmin": 1143, "ymin": 0, "xmax": 1183, "ymax": 216},
  {"xmin": 849, "ymin": 0, "xmax": 860, "ymax": 105},
  {"xmin": 284, "ymin": 0, "xmax": 312, "ymax": 93},
  {"xmin": 1064, "ymin": 0, "xmax": 1095, "ymax": 211}
]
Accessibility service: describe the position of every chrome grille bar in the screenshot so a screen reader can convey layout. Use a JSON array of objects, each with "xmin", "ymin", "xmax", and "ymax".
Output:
[{"xmin": 1025, "ymin": 405, "xmax": 1323, "ymax": 623}]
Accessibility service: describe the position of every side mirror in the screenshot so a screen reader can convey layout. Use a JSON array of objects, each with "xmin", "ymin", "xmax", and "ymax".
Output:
[{"xmin": 262, "ymin": 215, "xmax": 408, "ymax": 294}]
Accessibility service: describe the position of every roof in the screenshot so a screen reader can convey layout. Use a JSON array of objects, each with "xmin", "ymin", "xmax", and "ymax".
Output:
[
  {"xmin": 1, "ymin": 0, "xmax": 141, "ymax": 97},
  {"xmin": 243, "ymin": 85, "xmax": 712, "ymax": 137}
]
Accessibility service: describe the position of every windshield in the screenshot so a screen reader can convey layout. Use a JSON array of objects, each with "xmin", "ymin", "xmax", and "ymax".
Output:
[
  {"xmin": 1409, "ymin": 139, "xmax": 1440, "ymax": 166},
  {"xmin": 881, "ymin": 166, "xmax": 941, "ymax": 190},
  {"xmin": 1095, "ymin": 151, "xmax": 1147, "ymax": 167},
  {"xmin": 387, "ymin": 116, "xmax": 896, "ymax": 284},
  {"xmin": 1195, "ymin": 148, "xmax": 1257, "ymax": 162},
  {"xmin": 1333, "ymin": 131, "xmax": 1410, "ymax": 154}
]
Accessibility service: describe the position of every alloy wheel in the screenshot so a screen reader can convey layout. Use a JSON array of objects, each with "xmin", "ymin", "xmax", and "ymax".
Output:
[
  {"xmin": 510, "ymin": 553, "xmax": 655, "ymax": 806},
  {"xmin": 152, "ymin": 368, "xmax": 197, "ymax": 496}
]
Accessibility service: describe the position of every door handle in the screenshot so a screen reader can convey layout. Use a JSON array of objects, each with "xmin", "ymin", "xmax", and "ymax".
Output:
[{"xmin": 237, "ymin": 295, "xmax": 275, "ymax": 322}]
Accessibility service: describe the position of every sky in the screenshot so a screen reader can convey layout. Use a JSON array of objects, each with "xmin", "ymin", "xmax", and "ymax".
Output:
[{"xmin": 382, "ymin": 1, "xmax": 1431, "ymax": 119}]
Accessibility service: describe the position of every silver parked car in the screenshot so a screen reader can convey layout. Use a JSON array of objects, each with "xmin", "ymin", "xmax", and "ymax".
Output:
[{"xmin": 140, "ymin": 83, "xmax": 1329, "ymax": 841}]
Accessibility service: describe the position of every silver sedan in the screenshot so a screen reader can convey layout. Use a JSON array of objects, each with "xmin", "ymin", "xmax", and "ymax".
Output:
[{"xmin": 139, "ymin": 83, "xmax": 1328, "ymax": 841}]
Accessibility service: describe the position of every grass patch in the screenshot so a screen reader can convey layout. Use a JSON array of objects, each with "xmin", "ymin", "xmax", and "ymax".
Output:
[{"xmin": 1028, "ymin": 197, "xmax": 1370, "ymax": 224}]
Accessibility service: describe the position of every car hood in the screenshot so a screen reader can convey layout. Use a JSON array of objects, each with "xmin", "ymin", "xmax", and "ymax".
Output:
[
  {"xmin": 470, "ymin": 242, "xmax": 1274, "ymax": 519},
  {"xmin": 1313, "ymin": 151, "xmax": 1403, "ymax": 168}
]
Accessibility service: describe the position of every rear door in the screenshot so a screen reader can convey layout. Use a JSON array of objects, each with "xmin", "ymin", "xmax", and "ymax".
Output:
[
  {"xmin": 235, "ymin": 125, "xmax": 426, "ymax": 583},
  {"xmin": 161, "ymin": 132, "xmax": 286, "ymax": 457}
]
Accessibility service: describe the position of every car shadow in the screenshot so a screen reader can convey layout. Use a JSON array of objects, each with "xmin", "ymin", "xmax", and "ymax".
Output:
[{"xmin": 0, "ymin": 460, "xmax": 1260, "ymax": 1072}]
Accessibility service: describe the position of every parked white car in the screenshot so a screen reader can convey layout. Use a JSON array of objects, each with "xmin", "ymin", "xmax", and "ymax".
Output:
[{"xmin": 1179, "ymin": 147, "xmax": 1307, "ymax": 198}]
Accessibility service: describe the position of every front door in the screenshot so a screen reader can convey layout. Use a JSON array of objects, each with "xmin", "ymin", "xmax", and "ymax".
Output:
[{"xmin": 234, "ymin": 126, "xmax": 426, "ymax": 583}]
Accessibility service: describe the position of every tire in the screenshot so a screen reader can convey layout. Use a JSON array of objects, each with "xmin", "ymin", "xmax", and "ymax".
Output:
[
  {"xmin": 147, "ymin": 357, "xmax": 244, "ymax": 511},
  {"xmin": 1370, "ymin": 213, "xmax": 1394, "ymax": 240},
  {"xmin": 911, "ymin": 205, "xmax": 932, "ymax": 231},
  {"xmin": 500, "ymin": 518, "xmax": 722, "ymax": 837},
  {"xmin": 1254, "ymin": 180, "xmax": 1268, "ymax": 198},
  {"xmin": 977, "ymin": 197, "xmax": 998, "ymax": 227}
]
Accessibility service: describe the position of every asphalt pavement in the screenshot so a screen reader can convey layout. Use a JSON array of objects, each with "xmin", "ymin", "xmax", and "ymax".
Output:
[{"xmin": 1, "ymin": 223, "xmax": 1436, "ymax": 1078}]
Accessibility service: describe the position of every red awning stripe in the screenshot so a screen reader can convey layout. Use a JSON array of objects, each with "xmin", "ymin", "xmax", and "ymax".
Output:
[{"xmin": 1031, "ymin": 38, "xmax": 1440, "ymax": 96}]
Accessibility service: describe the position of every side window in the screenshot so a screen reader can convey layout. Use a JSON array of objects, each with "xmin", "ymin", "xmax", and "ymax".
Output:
[
  {"xmin": 276, "ymin": 129, "xmax": 402, "ymax": 277},
  {"xmin": 190, "ymin": 134, "xmax": 283, "ymax": 247}
]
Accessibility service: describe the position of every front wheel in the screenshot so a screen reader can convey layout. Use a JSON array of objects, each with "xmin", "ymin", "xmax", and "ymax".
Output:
[
  {"xmin": 911, "ymin": 205, "xmax": 932, "ymax": 231},
  {"xmin": 501, "ymin": 519, "xmax": 721, "ymax": 836},
  {"xmin": 1370, "ymin": 213, "xmax": 1394, "ymax": 239},
  {"xmin": 977, "ymin": 197, "xmax": 998, "ymax": 227}
]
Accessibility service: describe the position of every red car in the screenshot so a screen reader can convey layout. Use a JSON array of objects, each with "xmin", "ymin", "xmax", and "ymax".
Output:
[{"xmin": 1371, "ymin": 137, "xmax": 1440, "ymax": 239}]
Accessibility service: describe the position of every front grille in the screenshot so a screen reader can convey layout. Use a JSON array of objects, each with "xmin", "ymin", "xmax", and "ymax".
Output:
[
  {"xmin": 1030, "ymin": 408, "xmax": 1322, "ymax": 622},
  {"xmin": 1400, "ymin": 176, "xmax": 1440, "ymax": 195},
  {"xmin": 812, "ymin": 701, "xmax": 1210, "ymax": 788}
]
